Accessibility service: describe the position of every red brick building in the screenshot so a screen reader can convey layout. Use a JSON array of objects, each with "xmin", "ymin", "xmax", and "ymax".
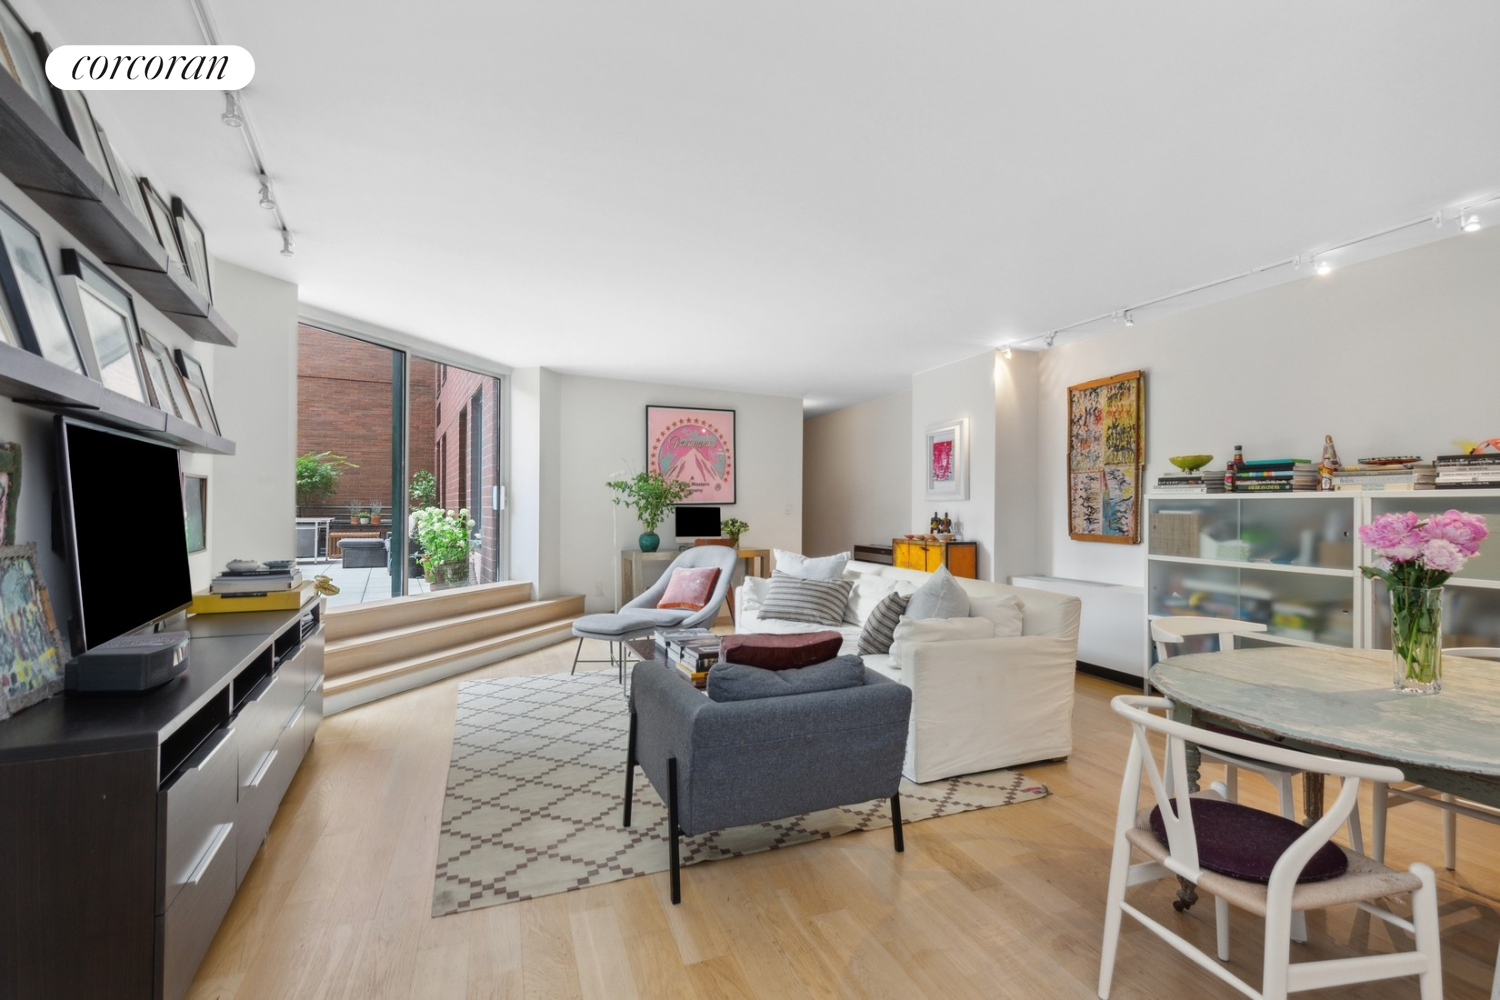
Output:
[{"xmin": 433, "ymin": 364, "xmax": 502, "ymax": 583}]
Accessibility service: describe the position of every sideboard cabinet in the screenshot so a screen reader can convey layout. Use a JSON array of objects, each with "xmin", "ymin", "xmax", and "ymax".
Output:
[
  {"xmin": 892, "ymin": 537, "xmax": 978, "ymax": 578},
  {"xmin": 0, "ymin": 595, "xmax": 324, "ymax": 1000}
]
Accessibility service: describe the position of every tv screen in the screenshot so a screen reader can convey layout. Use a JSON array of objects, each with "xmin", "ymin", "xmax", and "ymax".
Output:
[
  {"xmin": 674, "ymin": 505, "xmax": 721, "ymax": 538},
  {"xmin": 57, "ymin": 417, "xmax": 194, "ymax": 652}
]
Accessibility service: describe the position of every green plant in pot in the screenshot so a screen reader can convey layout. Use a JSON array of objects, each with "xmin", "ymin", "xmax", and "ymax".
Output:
[
  {"xmin": 409, "ymin": 469, "xmax": 437, "ymax": 509},
  {"xmin": 721, "ymin": 517, "xmax": 749, "ymax": 548},
  {"xmin": 606, "ymin": 471, "xmax": 693, "ymax": 552},
  {"xmin": 411, "ymin": 506, "xmax": 474, "ymax": 588}
]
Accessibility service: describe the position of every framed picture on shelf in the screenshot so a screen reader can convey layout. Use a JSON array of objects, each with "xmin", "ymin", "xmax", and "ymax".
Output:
[
  {"xmin": 183, "ymin": 474, "xmax": 207, "ymax": 552},
  {"xmin": 38, "ymin": 36, "xmax": 117, "ymax": 194},
  {"xmin": 95, "ymin": 125, "xmax": 153, "ymax": 231},
  {"xmin": 173, "ymin": 347, "xmax": 220, "ymax": 434},
  {"xmin": 142, "ymin": 331, "xmax": 196, "ymax": 424},
  {"xmin": 1067, "ymin": 369, "xmax": 1145, "ymax": 544},
  {"xmin": 138, "ymin": 178, "xmax": 186, "ymax": 269},
  {"xmin": 0, "ymin": 441, "xmax": 19, "ymax": 545},
  {"xmin": 924, "ymin": 418, "xmax": 969, "ymax": 501},
  {"xmin": 0, "ymin": 542, "xmax": 67, "ymax": 721},
  {"xmin": 0, "ymin": 3, "xmax": 65, "ymax": 132},
  {"xmin": 645, "ymin": 405, "xmax": 735, "ymax": 504},
  {"xmin": 171, "ymin": 198, "xmax": 211, "ymax": 302},
  {"xmin": 60, "ymin": 250, "xmax": 148, "ymax": 404},
  {"xmin": 0, "ymin": 200, "xmax": 86, "ymax": 375}
]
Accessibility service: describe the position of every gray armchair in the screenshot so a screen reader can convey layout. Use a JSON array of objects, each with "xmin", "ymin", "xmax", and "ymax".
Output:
[
  {"xmin": 624, "ymin": 658, "xmax": 913, "ymax": 903},
  {"xmin": 570, "ymin": 545, "xmax": 741, "ymax": 678}
]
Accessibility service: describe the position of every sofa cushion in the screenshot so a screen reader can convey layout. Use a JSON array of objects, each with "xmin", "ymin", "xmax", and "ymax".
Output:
[
  {"xmin": 758, "ymin": 572, "xmax": 853, "ymax": 626},
  {"xmin": 706, "ymin": 655, "xmax": 866, "ymax": 701},
  {"xmin": 720, "ymin": 631, "xmax": 843, "ymax": 670},
  {"xmin": 657, "ymin": 566, "xmax": 721, "ymax": 611},
  {"xmin": 905, "ymin": 565, "xmax": 970, "ymax": 619},
  {"xmin": 888, "ymin": 616, "xmax": 995, "ymax": 669},
  {"xmin": 771, "ymin": 548, "xmax": 850, "ymax": 580},
  {"xmin": 967, "ymin": 593, "xmax": 1025, "ymax": 637},
  {"xmin": 857, "ymin": 591, "xmax": 911, "ymax": 655},
  {"xmin": 843, "ymin": 575, "xmax": 915, "ymax": 626}
]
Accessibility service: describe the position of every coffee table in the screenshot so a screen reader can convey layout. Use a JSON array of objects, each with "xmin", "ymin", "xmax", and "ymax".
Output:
[{"xmin": 625, "ymin": 637, "xmax": 714, "ymax": 689}]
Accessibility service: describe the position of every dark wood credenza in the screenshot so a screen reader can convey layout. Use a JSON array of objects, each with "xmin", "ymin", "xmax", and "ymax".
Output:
[{"xmin": 0, "ymin": 595, "xmax": 324, "ymax": 1000}]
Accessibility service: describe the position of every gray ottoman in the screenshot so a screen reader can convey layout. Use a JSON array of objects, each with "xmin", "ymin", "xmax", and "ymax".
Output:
[{"xmin": 341, "ymin": 537, "xmax": 387, "ymax": 569}]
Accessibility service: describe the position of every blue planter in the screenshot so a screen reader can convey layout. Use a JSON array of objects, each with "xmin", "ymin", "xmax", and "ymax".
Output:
[{"xmin": 639, "ymin": 531, "xmax": 660, "ymax": 553}]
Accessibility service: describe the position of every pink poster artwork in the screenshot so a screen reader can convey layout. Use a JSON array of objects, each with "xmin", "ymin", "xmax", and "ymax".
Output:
[
  {"xmin": 930, "ymin": 440, "xmax": 953, "ymax": 482},
  {"xmin": 646, "ymin": 406, "xmax": 735, "ymax": 504}
]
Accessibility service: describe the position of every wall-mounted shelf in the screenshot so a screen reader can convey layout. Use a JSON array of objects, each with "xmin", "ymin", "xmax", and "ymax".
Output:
[
  {"xmin": 0, "ymin": 342, "xmax": 234, "ymax": 455},
  {"xmin": 0, "ymin": 72, "xmax": 237, "ymax": 347}
]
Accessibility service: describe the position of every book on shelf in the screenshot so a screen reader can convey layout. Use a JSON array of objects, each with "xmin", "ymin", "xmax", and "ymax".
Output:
[
  {"xmin": 1234, "ymin": 469, "xmax": 1296, "ymax": 479},
  {"xmin": 211, "ymin": 570, "xmax": 303, "ymax": 594},
  {"xmin": 1436, "ymin": 481, "xmax": 1500, "ymax": 490},
  {"xmin": 191, "ymin": 582, "xmax": 314, "ymax": 613},
  {"xmin": 1434, "ymin": 469, "xmax": 1500, "ymax": 482},
  {"xmin": 1237, "ymin": 481, "xmax": 1294, "ymax": 492},
  {"xmin": 1239, "ymin": 459, "xmax": 1309, "ymax": 471},
  {"xmin": 1435, "ymin": 454, "xmax": 1500, "ymax": 465},
  {"xmin": 1333, "ymin": 482, "xmax": 1434, "ymax": 491}
]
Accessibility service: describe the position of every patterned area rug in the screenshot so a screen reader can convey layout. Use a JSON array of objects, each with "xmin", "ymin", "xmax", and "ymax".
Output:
[{"xmin": 431, "ymin": 671, "xmax": 1049, "ymax": 916}]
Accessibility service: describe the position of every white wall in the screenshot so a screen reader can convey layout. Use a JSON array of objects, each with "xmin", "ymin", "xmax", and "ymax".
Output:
[
  {"xmin": 1039, "ymin": 225, "xmax": 1500, "ymax": 586},
  {"xmin": 803, "ymin": 390, "xmax": 911, "ymax": 556},
  {"xmin": 553, "ymin": 374, "xmax": 803, "ymax": 612},
  {"xmin": 993, "ymin": 348, "xmax": 1040, "ymax": 580},
  {"xmin": 911, "ymin": 352, "xmax": 1001, "ymax": 579},
  {"xmin": 507, "ymin": 366, "xmax": 562, "ymax": 597}
]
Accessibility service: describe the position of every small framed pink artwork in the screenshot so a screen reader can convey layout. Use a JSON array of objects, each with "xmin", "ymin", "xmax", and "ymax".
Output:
[
  {"xmin": 924, "ymin": 419, "xmax": 968, "ymax": 500},
  {"xmin": 646, "ymin": 406, "xmax": 736, "ymax": 504}
]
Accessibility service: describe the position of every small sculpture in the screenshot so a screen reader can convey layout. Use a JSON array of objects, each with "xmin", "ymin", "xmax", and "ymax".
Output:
[
  {"xmin": 940, "ymin": 513, "xmax": 952, "ymax": 534},
  {"xmin": 1319, "ymin": 435, "xmax": 1342, "ymax": 491}
]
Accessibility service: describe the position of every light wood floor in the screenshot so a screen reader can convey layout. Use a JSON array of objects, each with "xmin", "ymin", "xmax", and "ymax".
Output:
[{"xmin": 188, "ymin": 644, "xmax": 1500, "ymax": 999}]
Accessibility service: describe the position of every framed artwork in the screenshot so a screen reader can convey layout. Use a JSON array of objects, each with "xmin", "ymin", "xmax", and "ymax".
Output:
[
  {"xmin": 183, "ymin": 474, "xmax": 207, "ymax": 552},
  {"xmin": 0, "ymin": 543, "xmax": 67, "ymax": 721},
  {"xmin": 1067, "ymin": 369, "xmax": 1145, "ymax": 544},
  {"xmin": 0, "ymin": 442, "xmax": 18, "ymax": 545},
  {"xmin": 0, "ymin": 4, "xmax": 65, "ymax": 132},
  {"xmin": 142, "ymin": 331, "xmax": 195, "ymax": 423},
  {"xmin": 171, "ymin": 197, "xmax": 212, "ymax": 302},
  {"xmin": 924, "ymin": 419, "xmax": 969, "ymax": 501},
  {"xmin": 174, "ymin": 348, "xmax": 220, "ymax": 434},
  {"xmin": 41, "ymin": 37, "xmax": 117, "ymax": 195},
  {"xmin": 138, "ymin": 178, "xmax": 186, "ymax": 269},
  {"xmin": 0, "ymin": 200, "xmax": 86, "ymax": 375},
  {"xmin": 96, "ymin": 125, "xmax": 153, "ymax": 231},
  {"xmin": 646, "ymin": 405, "xmax": 735, "ymax": 504},
  {"xmin": 61, "ymin": 250, "xmax": 148, "ymax": 403}
]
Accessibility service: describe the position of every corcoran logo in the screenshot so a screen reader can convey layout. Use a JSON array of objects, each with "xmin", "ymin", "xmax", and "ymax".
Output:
[{"xmin": 45, "ymin": 45, "xmax": 254, "ymax": 91}]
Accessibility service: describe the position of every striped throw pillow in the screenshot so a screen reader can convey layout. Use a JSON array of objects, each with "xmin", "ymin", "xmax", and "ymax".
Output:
[
  {"xmin": 758, "ymin": 572, "xmax": 853, "ymax": 627},
  {"xmin": 857, "ymin": 592, "xmax": 911, "ymax": 655}
]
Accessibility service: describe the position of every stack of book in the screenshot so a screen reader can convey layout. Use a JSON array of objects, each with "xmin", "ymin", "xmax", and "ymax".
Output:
[
  {"xmin": 1232, "ymin": 459, "xmax": 1311, "ymax": 492},
  {"xmin": 1435, "ymin": 453, "xmax": 1500, "ymax": 489},
  {"xmin": 654, "ymin": 627, "xmax": 720, "ymax": 686},
  {"xmin": 211, "ymin": 565, "xmax": 304, "ymax": 595},
  {"xmin": 1330, "ymin": 461, "xmax": 1436, "ymax": 491},
  {"xmin": 1155, "ymin": 471, "xmax": 1225, "ymax": 494}
]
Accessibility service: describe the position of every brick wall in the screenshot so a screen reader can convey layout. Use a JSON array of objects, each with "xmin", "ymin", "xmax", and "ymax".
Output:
[{"xmin": 433, "ymin": 365, "xmax": 501, "ymax": 582}]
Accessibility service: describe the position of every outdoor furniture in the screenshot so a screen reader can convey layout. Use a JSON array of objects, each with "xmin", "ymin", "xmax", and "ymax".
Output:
[
  {"xmin": 340, "ymin": 537, "xmax": 387, "ymax": 569},
  {"xmin": 1099, "ymin": 694, "xmax": 1442, "ymax": 1000},
  {"xmin": 624, "ymin": 657, "xmax": 912, "ymax": 904},
  {"xmin": 328, "ymin": 530, "xmax": 382, "ymax": 558}
]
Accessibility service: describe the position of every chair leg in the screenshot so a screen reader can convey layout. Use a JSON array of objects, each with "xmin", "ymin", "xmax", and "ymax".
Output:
[
  {"xmin": 1345, "ymin": 785, "xmax": 1364, "ymax": 855},
  {"xmin": 1408, "ymin": 863, "xmax": 1443, "ymax": 1000},
  {"xmin": 570, "ymin": 637, "xmax": 585, "ymax": 674},
  {"xmin": 1097, "ymin": 833, "xmax": 1135, "ymax": 999},
  {"xmin": 1274, "ymin": 772, "xmax": 1295, "ymax": 821},
  {"xmin": 890, "ymin": 793, "xmax": 904, "ymax": 853},
  {"xmin": 1442, "ymin": 794, "xmax": 1458, "ymax": 870},
  {"xmin": 1224, "ymin": 764, "xmax": 1240, "ymax": 802},
  {"xmin": 622, "ymin": 710, "xmax": 636, "ymax": 827},
  {"xmin": 668, "ymin": 756, "xmax": 681, "ymax": 905},
  {"xmin": 1215, "ymin": 896, "xmax": 1231, "ymax": 961},
  {"xmin": 1371, "ymin": 782, "xmax": 1389, "ymax": 863}
]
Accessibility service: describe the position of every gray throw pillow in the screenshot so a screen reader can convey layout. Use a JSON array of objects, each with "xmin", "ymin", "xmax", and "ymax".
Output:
[
  {"xmin": 706, "ymin": 655, "xmax": 866, "ymax": 701},
  {"xmin": 905, "ymin": 565, "xmax": 970, "ymax": 620},
  {"xmin": 857, "ymin": 591, "xmax": 911, "ymax": 655},
  {"xmin": 757, "ymin": 571, "xmax": 854, "ymax": 626}
]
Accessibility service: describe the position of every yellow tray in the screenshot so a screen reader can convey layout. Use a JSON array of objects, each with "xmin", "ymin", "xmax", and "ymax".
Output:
[{"xmin": 190, "ymin": 582, "xmax": 313, "ymax": 614}]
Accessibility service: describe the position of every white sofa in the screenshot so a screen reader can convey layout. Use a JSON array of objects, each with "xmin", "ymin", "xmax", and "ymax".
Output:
[{"xmin": 735, "ymin": 560, "xmax": 1082, "ymax": 783}]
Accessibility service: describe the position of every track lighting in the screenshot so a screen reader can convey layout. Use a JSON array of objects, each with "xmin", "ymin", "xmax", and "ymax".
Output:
[
  {"xmin": 1123, "ymin": 311, "xmax": 1135, "ymax": 327},
  {"xmin": 1001, "ymin": 345, "xmax": 1013, "ymax": 360},
  {"xmin": 257, "ymin": 174, "xmax": 275, "ymax": 210},
  {"xmin": 280, "ymin": 229, "xmax": 295, "ymax": 256},
  {"xmin": 1464, "ymin": 214, "xmax": 1482, "ymax": 233},
  {"xmin": 220, "ymin": 91, "xmax": 243, "ymax": 128},
  {"xmin": 1315, "ymin": 259, "xmax": 1332, "ymax": 276},
  {"xmin": 1044, "ymin": 331, "xmax": 1057, "ymax": 348}
]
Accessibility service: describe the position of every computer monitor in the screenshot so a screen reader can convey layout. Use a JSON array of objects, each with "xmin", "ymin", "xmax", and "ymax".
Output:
[{"xmin": 673, "ymin": 505, "xmax": 721, "ymax": 539}]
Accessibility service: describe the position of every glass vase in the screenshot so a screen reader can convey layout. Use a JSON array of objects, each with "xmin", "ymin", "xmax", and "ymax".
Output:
[{"xmin": 1390, "ymin": 585, "xmax": 1443, "ymax": 694}]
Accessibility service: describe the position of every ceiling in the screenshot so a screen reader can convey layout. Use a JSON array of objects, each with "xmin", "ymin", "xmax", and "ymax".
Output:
[{"xmin": 29, "ymin": 2, "xmax": 1500, "ymax": 414}]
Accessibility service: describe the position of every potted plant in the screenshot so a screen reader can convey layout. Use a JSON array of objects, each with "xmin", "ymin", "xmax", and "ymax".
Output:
[
  {"xmin": 606, "ymin": 471, "xmax": 694, "ymax": 552},
  {"xmin": 358, "ymin": 509, "xmax": 371, "ymax": 525},
  {"xmin": 370, "ymin": 500, "xmax": 383, "ymax": 526},
  {"xmin": 347, "ymin": 502, "xmax": 360, "ymax": 525},
  {"xmin": 721, "ymin": 517, "xmax": 749, "ymax": 548},
  {"xmin": 411, "ymin": 506, "xmax": 474, "ymax": 589},
  {"xmin": 294, "ymin": 451, "xmax": 356, "ymax": 515},
  {"xmin": 409, "ymin": 469, "xmax": 437, "ymax": 509}
]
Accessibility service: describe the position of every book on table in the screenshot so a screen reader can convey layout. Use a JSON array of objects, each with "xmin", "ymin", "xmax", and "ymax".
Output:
[{"xmin": 211, "ymin": 570, "xmax": 303, "ymax": 594}]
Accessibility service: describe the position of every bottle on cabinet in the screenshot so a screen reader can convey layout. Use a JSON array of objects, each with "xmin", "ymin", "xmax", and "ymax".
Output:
[{"xmin": 1224, "ymin": 444, "xmax": 1244, "ymax": 493}]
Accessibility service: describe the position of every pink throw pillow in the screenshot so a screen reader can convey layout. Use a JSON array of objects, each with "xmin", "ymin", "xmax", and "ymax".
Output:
[{"xmin": 657, "ymin": 567, "xmax": 721, "ymax": 611}]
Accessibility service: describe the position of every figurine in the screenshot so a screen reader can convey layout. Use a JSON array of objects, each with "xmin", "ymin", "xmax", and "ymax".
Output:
[
  {"xmin": 1319, "ymin": 435, "xmax": 1342, "ymax": 491},
  {"xmin": 940, "ymin": 512, "xmax": 952, "ymax": 534}
]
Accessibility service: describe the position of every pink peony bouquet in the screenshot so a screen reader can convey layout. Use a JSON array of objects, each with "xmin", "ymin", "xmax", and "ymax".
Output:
[{"xmin": 1357, "ymin": 509, "xmax": 1488, "ymax": 589}]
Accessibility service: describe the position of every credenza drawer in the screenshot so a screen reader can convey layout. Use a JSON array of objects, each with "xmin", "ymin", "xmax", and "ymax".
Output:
[
  {"xmin": 157, "ymin": 817, "xmax": 235, "ymax": 1000},
  {"xmin": 235, "ymin": 709, "xmax": 306, "ymax": 885},
  {"xmin": 159, "ymin": 726, "xmax": 236, "ymax": 913},
  {"xmin": 303, "ymin": 678, "xmax": 323, "ymax": 753}
]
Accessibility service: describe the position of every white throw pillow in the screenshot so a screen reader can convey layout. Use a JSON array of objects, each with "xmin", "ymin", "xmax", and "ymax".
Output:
[
  {"xmin": 843, "ymin": 576, "xmax": 902, "ymax": 625},
  {"xmin": 967, "ymin": 593, "xmax": 1025, "ymax": 638},
  {"xmin": 904, "ymin": 565, "xmax": 970, "ymax": 619},
  {"xmin": 888, "ymin": 615, "xmax": 995, "ymax": 670},
  {"xmin": 772, "ymin": 548, "xmax": 850, "ymax": 580}
]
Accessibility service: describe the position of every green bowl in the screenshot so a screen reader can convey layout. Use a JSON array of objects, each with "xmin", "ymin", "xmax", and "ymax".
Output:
[{"xmin": 1169, "ymin": 454, "xmax": 1214, "ymax": 472}]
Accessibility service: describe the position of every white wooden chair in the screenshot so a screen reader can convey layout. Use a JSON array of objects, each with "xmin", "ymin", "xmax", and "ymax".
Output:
[
  {"xmin": 1099, "ymin": 695, "xmax": 1443, "ymax": 1000},
  {"xmin": 1370, "ymin": 646, "xmax": 1500, "ymax": 872}
]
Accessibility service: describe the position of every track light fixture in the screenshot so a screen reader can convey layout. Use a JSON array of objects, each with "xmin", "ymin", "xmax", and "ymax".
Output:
[
  {"xmin": 1001, "ymin": 345, "xmax": 1013, "ymax": 360},
  {"xmin": 257, "ymin": 173, "xmax": 275, "ymax": 210},
  {"xmin": 1464, "ymin": 214, "xmax": 1482, "ymax": 233},
  {"xmin": 1044, "ymin": 331, "xmax": 1057, "ymax": 348},
  {"xmin": 280, "ymin": 229, "xmax": 295, "ymax": 256},
  {"xmin": 1123, "ymin": 311, "xmax": 1135, "ymax": 327},
  {"xmin": 1315, "ymin": 258, "xmax": 1332, "ymax": 276},
  {"xmin": 220, "ymin": 91, "xmax": 243, "ymax": 127}
]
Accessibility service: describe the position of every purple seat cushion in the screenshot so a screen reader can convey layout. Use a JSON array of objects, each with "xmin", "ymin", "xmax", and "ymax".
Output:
[
  {"xmin": 719, "ymin": 631, "xmax": 843, "ymax": 670},
  {"xmin": 1148, "ymin": 797, "xmax": 1348, "ymax": 884}
]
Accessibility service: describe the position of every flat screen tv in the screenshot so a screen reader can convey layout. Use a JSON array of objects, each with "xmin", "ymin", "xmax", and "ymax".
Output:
[
  {"xmin": 674, "ymin": 505, "xmax": 721, "ymax": 539},
  {"xmin": 56, "ymin": 417, "xmax": 194, "ymax": 652}
]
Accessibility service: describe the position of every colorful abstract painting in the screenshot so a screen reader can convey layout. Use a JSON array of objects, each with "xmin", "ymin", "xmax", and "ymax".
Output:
[
  {"xmin": 1067, "ymin": 371, "xmax": 1144, "ymax": 543},
  {"xmin": 0, "ymin": 543, "xmax": 66, "ymax": 720},
  {"xmin": 646, "ymin": 406, "xmax": 735, "ymax": 504},
  {"xmin": 925, "ymin": 419, "xmax": 968, "ymax": 500}
]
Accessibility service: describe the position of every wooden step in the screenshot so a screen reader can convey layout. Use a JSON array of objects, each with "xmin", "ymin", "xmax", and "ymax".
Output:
[
  {"xmin": 324, "ymin": 580, "xmax": 533, "ymax": 641},
  {"xmin": 325, "ymin": 595, "xmax": 585, "ymax": 677},
  {"xmin": 324, "ymin": 617, "xmax": 582, "ymax": 698}
]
